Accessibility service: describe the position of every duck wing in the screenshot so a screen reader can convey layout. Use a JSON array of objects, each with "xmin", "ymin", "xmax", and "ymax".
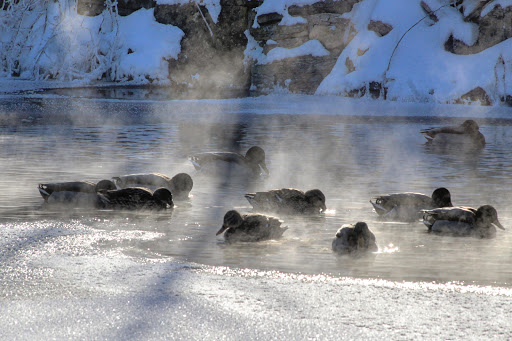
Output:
[
  {"xmin": 245, "ymin": 188, "xmax": 305, "ymax": 212},
  {"xmin": 102, "ymin": 187, "xmax": 160, "ymax": 210},
  {"xmin": 113, "ymin": 173, "xmax": 170, "ymax": 188},
  {"xmin": 38, "ymin": 181, "xmax": 97, "ymax": 201},
  {"xmin": 421, "ymin": 125, "xmax": 465, "ymax": 139},
  {"xmin": 230, "ymin": 214, "xmax": 285, "ymax": 242},
  {"xmin": 189, "ymin": 152, "xmax": 245, "ymax": 170},
  {"xmin": 371, "ymin": 193, "xmax": 431, "ymax": 213}
]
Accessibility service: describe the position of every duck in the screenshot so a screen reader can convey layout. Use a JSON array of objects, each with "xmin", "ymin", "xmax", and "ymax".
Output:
[
  {"xmin": 99, "ymin": 187, "xmax": 173, "ymax": 210},
  {"xmin": 38, "ymin": 179, "xmax": 117, "ymax": 207},
  {"xmin": 245, "ymin": 188, "xmax": 326, "ymax": 215},
  {"xmin": 332, "ymin": 222, "xmax": 377, "ymax": 254},
  {"xmin": 190, "ymin": 146, "xmax": 269, "ymax": 179},
  {"xmin": 370, "ymin": 187, "xmax": 453, "ymax": 222},
  {"xmin": 216, "ymin": 210, "xmax": 287, "ymax": 242},
  {"xmin": 112, "ymin": 172, "xmax": 193, "ymax": 200},
  {"xmin": 422, "ymin": 205, "xmax": 505, "ymax": 238},
  {"xmin": 421, "ymin": 119, "xmax": 485, "ymax": 148}
]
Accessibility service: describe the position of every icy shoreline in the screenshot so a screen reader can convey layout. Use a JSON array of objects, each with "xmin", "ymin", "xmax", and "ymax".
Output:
[{"xmin": 2, "ymin": 254, "xmax": 511, "ymax": 340}]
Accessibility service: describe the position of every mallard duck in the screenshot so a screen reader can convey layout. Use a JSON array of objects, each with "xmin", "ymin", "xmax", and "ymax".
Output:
[
  {"xmin": 190, "ymin": 146, "xmax": 269, "ymax": 178},
  {"xmin": 370, "ymin": 187, "xmax": 452, "ymax": 221},
  {"xmin": 112, "ymin": 173, "xmax": 193, "ymax": 200},
  {"xmin": 99, "ymin": 187, "xmax": 173, "ymax": 210},
  {"xmin": 422, "ymin": 205, "xmax": 505, "ymax": 238},
  {"xmin": 245, "ymin": 188, "xmax": 326, "ymax": 215},
  {"xmin": 421, "ymin": 120, "xmax": 485, "ymax": 148},
  {"xmin": 332, "ymin": 222, "xmax": 377, "ymax": 254},
  {"xmin": 38, "ymin": 180, "xmax": 116, "ymax": 206},
  {"xmin": 216, "ymin": 210, "xmax": 287, "ymax": 242}
]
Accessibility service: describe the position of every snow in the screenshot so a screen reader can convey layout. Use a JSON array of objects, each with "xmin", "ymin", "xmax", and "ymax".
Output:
[
  {"xmin": 3, "ymin": 0, "xmax": 512, "ymax": 102},
  {"xmin": 263, "ymin": 40, "xmax": 329, "ymax": 64},
  {"xmin": 0, "ymin": 2, "xmax": 183, "ymax": 83},
  {"xmin": 317, "ymin": 0, "xmax": 512, "ymax": 104},
  {"xmin": 481, "ymin": 0, "xmax": 512, "ymax": 16},
  {"xmin": 115, "ymin": 9, "xmax": 183, "ymax": 82},
  {"xmin": 1, "ymin": 215, "xmax": 512, "ymax": 340}
]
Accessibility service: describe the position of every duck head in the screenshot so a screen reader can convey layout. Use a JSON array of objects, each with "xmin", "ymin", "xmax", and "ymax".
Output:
[
  {"xmin": 153, "ymin": 188, "xmax": 174, "ymax": 208},
  {"xmin": 461, "ymin": 120, "xmax": 480, "ymax": 134},
  {"xmin": 217, "ymin": 210, "xmax": 244, "ymax": 236},
  {"xmin": 95, "ymin": 180, "xmax": 117, "ymax": 193},
  {"xmin": 169, "ymin": 173, "xmax": 193, "ymax": 199},
  {"xmin": 475, "ymin": 205, "xmax": 505, "ymax": 230},
  {"xmin": 245, "ymin": 146, "xmax": 269, "ymax": 176},
  {"xmin": 305, "ymin": 189, "xmax": 327, "ymax": 212},
  {"xmin": 431, "ymin": 187, "xmax": 452, "ymax": 207}
]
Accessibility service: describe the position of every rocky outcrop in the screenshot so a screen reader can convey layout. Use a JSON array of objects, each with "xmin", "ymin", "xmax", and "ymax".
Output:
[
  {"xmin": 57, "ymin": 0, "xmax": 512, "ymax": 104},
  {"xmin": 249, "ymin": 0, "xmax": 359, "ymax": 94},
  {"xmin": 154, "ymin": 1, "xmax": 254, "ymax": 95},
  {"xmin": 446, "ymin": 3, "xmax": 512, "ymax": 55}
]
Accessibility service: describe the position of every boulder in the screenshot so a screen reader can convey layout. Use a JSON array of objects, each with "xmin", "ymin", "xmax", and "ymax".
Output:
[
  {"xmin": 367, "ymin": 20, "xmax": 393, "ymax": 37},
  {"xmin": 288, "ymin": 0, "xmax": 360, "ymax": 16},
  {"xmin": 455, "ymin": 87, "xmax": 492, "ymax": 105}
]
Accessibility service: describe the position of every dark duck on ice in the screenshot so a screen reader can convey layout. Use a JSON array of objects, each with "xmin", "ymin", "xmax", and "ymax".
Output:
[
  {"xmin": 99, "ymin": 187, "xmax": 174, "ymax": 210},
  {"xmin": 245, "ymin": 188, "xmax": 326, "ymax": 215},
  {"xmin": 216, "ymin": 210, "xmax": 287, "ymax": 242},
  {"xmin": 370, "ymin": 187, "xmax": 453, "ymax": 222},
  {"xmin": 190, "ymin": 146, "xmax": 269, "ymax": 179},
  {"xmin": 421, "ymin": 119, "xmax": 485, "ymax": 149},
  {"xmin": 422, "ymin": 205, "xmax": 505, "ymax": 238},
  {"xmin": 113, "ymin": 172, "xmax": 193, "ymax": 200},
  {"xmin": 332, "ymin": 222, "xmax": 377, "ymax": 254},
  {"xmin": 38, "ymin": 179, "xmax": 116, "ymax": 207}
]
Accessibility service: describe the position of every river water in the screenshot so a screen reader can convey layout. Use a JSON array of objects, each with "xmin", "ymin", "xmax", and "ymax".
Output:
[{"xmin": 1, "ymin": 95, "xmax": 512, "ymax": 288}]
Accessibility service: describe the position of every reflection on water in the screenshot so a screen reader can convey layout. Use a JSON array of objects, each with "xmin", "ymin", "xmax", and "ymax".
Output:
[{"xmin": 1, "ymin": 98, "xmax": 512, "ymax": 287}]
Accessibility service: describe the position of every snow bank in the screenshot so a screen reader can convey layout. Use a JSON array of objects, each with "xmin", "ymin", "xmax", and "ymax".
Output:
[
  {"xmin": 317, "ymin": 0, "xmax": 512, "ymax": 104},
  {"xmin": 0, "ymin": 2, "xmax": 183, "ymax": 83}
]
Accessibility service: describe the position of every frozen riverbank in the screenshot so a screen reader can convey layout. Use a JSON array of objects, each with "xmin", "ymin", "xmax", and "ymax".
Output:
[{"xmin": 1, "ymin": 243, "xmax": 511, "ymax": 340}]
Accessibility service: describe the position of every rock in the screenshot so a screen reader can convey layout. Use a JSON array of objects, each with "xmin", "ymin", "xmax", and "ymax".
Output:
[
  {"xmin": 369, "ymin": 81, "xmax": 382, "ymax": 99},
  {"xmin": 257, "ymin": 12, "xmax": 283, "ymax": 26},
  {"xmin": 367, "ymin": 20, "xmax": 393, "ymax": 37},
  {"xmin": 357, "ymin": 48, "xmax": 368, "ymax": 56},
  {"xmin": 251, "ymin": 55, "xmax": 337, "ymax": 94},
  {"xmin": 456, "ymin": 87, "xmax": 492, "ymax": 106},
  {"xmin": 446, "ymin": 4, "xmax": 512, "ymax": 55},
  {"xmin": 345, "ymin": 57, "xmax": 355, "ymax": 73},
  {"xmin": 309, "ymin": 18, "xmax": 356, "ymax": 51},
  {"xmin": 77, "ymin": 0, "xmax": 105, "ymax": 16},
  {"xmin": 288, "ymin": 0, "xmax": 361, "ymax": 16},
  {"xmin": 155, "ymin": 3, "xmax": 251, "ymax": 94},
  {"xmin": 463, "ymin": 0, "xmax": 493, "ymax": 22},
  {"xmin": 117, "ymin": 0, "xmax": 156, "ymax": 16},
  {"xmin": 250, "ymin": 23, "xmax": 309, "ymax": 42}
]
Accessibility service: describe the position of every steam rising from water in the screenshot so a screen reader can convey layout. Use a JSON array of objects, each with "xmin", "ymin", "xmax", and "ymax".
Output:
[{"xmin": 1, "ymin": 95, "xmax": 512, "ymax": 287}]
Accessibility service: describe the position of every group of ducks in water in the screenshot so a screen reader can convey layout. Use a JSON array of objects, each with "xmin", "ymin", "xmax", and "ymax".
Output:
[{"xmin": 38, "ymin": 119, "xmax": 504, "ymax": 255}]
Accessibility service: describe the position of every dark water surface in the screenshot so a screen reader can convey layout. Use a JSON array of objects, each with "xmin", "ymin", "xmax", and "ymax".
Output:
[{"xmin": 2, "ymin": 96, "xmax": 512, "ymax": 287}]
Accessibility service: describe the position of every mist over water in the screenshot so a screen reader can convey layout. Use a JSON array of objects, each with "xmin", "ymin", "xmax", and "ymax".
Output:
[{"xmin": 2, "ymin": 96, "xmax": 512, "ymax": 287}]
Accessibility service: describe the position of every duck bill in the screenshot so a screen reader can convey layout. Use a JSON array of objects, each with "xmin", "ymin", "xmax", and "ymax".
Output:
[
  {"xmin": 216, "ymin": 225, "xmax": 229, "ymax": 236},
  {"xmin": 320, "ymin": 203, "xmax": 327, "ymax": 212},
  {"xmin": 259, "ymin": 163, "xmax": 269, "ymax": 176},
  {"xmin": 493, "ymin": 220, "xmax": 505, "ymax": 230}
]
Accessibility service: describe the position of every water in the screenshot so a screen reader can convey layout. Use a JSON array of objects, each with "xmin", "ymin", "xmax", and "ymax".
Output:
[{"xmin": 2, "ymin": 96, "xmax": 512, "ymax": 288}]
